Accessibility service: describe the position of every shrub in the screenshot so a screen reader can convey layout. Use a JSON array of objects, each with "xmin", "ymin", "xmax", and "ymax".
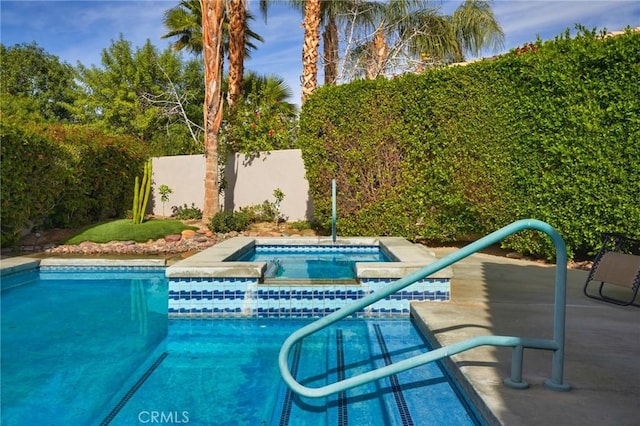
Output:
[
  {"xmin": 298, "ymin": 27, "xmax": 640, "ymax": 259},
  {"xmin": 0, "ymin": 121, "xmax": 67, "ymax": 245},
  {"xmin": 172, "ymin": 203, "xmax": 203, "ymax": 220},
  {"xmin": 208, "ymin": 210, "xmax": 250, "ymax": 233},
  {"xmin": 1, "ymin": 120, "xmax": 146, "ymax": 246},
  {"xmin": 288, "ymin": 220, "xmax": 311, "ymax": 231},
  {"xmin": 237, "ymin": 200, "xmax": 280, "ymax": 224}
]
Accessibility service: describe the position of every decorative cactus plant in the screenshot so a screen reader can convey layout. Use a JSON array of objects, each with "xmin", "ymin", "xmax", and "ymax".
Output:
[{"xmin": 132, "ymin": 159, "xmax": 152, "ymax": 224}]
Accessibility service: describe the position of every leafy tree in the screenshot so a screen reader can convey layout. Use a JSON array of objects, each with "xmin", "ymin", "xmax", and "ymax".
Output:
[
  {"xmin": 145, "ymin": 50, "xmax": 205, "ymax": 155},
  {"xmin": 0, "ymin": 42, "xmax": 77, "ymax": 122},
  {"xmin": 69, "ymin": 36, "xmax": 203, "ymax": 155},
  {"xmin": 222, "ymin": 72, "xmax": 298, "ymax": 155}
]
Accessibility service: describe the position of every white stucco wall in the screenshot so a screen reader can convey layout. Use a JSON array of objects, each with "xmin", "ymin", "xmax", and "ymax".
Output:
[
  {"xmin": 150, "ymin": 149, "xmax": 312, "ymax": 221},
  {"xmin": 150, "ymin": 155, "xmax": 206, "ymax": 217}
]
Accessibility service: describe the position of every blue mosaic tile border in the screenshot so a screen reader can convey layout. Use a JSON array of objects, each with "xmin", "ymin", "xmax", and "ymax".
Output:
[
  {"xmin": 38, "ymin": 266, "xmax": 166, "ymax": 281},
  {"xmin": 254, "ymin": 245, "xmax": 380, "ymax": 253},
  {"xmin": 40, "ymin": 265, "xmax": 165, "ymax": 272},
  {"xmin": 168, "ymin": 277, "xmax": 450, "ymax": 318}
]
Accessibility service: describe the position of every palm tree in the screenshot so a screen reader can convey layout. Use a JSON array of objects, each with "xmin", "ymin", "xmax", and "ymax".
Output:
[
  {"xmin": 162, "ymin": 0, "xmax": 265, "ymax": 111},
  {"xmin": 241, "ymin": 71, "xmax": 297, "ymax": 115},
  {"xmin": 301, "ymin": 0, "xmax": 321, "ymax": 103},
  {"xmin": 322, "ymin": 10, "xmax": 338, "ymax": 85},
  {"xmin": 293, "ymin": 0, "xmax": 372, "ymax": 89},
  {"xmin": 162, "ymin": 0, "xmax": 204, "ymax": 55},
  {"xmin": 226, "ymin": 1, "xmax": 269, "ymax": 108},
  {"xmin": 348, "ymin": 0, "xmax": 504, "ymax": 79},
  {"xmin": 163, "ymin": 0, "xmax": 266, "ymax": 221},
  {"xmin": 452, "ymin": 0, "xmax": 504, "ymax": 59},
  {"xmin": 200, "ymin": 0, "xmax": 226, "ymax": 221},
  {"xmin": 321, "ymin": 0, "xmax": 378, "ymax": 85},
  {"xmin": 162, "ymin": 0, "xmax": 264, "ymax": 57},
  {"xmin": 227, "ymin": 0, "xmax": 246, "ymax": 109}
]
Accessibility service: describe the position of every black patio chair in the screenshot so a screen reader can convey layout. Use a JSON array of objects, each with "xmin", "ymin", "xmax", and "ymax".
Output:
[{"xmin": 583, "ymin": 233, "xmax": 640, "ymax": 307}]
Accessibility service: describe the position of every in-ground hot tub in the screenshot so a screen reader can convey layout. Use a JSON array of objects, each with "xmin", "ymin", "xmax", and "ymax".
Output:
[
  {"xmin": 230, "ymin": 243, "xmax": 393, "ymax": 281},
  {"xmin": 166, "ymin": 236, "xmax": 452, "ymax": 318}
]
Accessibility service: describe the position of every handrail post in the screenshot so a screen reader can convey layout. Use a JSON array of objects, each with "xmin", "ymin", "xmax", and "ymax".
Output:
[
  {"xmin": 545, "ymin": 228, "xmax": 571, "ymax": 391},
  {"xmin": 504, "ymin": 345, "xmax": 528, "ymax": 389}
]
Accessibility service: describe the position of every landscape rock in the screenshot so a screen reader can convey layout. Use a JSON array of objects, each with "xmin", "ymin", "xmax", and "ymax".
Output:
[{"xmin": 7, "ymin": 221, "xmax": 315, "ymax": 259}]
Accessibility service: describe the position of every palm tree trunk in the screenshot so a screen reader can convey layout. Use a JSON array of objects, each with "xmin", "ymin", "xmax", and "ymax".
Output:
[
  {"xmin": 370, "ymin": 26, "xmax": 388, "ymax": 79},
  {"xmin": 201, "ymin": 0, "xmax": 225, "ymax": 222},
  {"xmin": 301, "ymin": 0, "xmax": 321, "ymax": 103},
  {"xmin": 227, "ymin": 0, "xmax": 246, "ymax": 109},
  {"xmin": 323, "ymin": 15, "xmax": 338, "ymax": 85}
]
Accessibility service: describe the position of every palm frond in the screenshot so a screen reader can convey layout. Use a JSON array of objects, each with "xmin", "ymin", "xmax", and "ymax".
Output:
[{"xmin": 453, "ymin": 0, "xmax": 504, "ymax": 57}]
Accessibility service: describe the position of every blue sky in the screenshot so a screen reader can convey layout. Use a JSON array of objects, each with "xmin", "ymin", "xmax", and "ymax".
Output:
[{"xmin": 1, "ymin": 0, "xmax": 639, "ymax": 105}]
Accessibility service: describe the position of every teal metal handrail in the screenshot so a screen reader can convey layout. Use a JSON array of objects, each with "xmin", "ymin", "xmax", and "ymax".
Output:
[{"xmin": 278, "ymin": 219, "xmax": 571, "ymax": 398}]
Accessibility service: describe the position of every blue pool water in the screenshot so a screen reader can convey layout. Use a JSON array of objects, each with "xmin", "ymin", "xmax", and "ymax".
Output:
[
  {"xmin": 1, "ymin": 268, "xmax": 482, "ymax": 425},
  {"xmin": 233, "ymin": 245, "xmax": 392, "ymax": 280}
]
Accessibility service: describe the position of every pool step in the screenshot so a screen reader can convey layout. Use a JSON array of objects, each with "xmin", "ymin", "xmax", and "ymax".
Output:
[
  {"xmin": 0, "ymin": 268, "xmax": 38, "ymax": 291},
  {"xmin": 371, "ymin": 323, "xmax": 415, "ymax": 425},
  {"xmin": 276, "ymin": 322, "xmax": 403, "ymax": 425},
  {"xmin": 274, "ymin": 332, "xmax": 332, "ymax": 425},
  {"xmin": 109, "ymin": 320, "xmax": 309, "ymax": 425},
  {"xmin": 277, "ymin": 320, "xmax": 479, "ymax": 425},
  {"xmin": 327, "ymin": 326, "xmax": 389, "ymax": 425},
  {"xmin": 368, "ymin": 321, "xmax": 479, "ymax": 425}
]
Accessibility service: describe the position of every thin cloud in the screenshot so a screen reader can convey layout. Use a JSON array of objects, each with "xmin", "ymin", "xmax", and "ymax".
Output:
[{"xmin": 493, "ymin": 1, "xmax": 638, "ymax": 37}]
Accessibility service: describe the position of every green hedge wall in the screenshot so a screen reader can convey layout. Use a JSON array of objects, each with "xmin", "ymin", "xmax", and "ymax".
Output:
[
  {"xmin": 299, "ymin": 28, "xmax": 640, "ymax": 259},
  {"xmin": 0, "ymin": 120, "xmax": 146, "ymax": 246}
]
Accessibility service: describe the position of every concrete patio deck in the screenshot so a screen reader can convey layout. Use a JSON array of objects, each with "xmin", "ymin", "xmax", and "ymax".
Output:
[{"xmin": 411, "ymin": 247, "xmax": 639, "ymax": 426}]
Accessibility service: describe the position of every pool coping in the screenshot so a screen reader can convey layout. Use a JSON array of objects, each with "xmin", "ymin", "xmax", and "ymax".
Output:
[
  {"xmin": 0, "ymin": 257, "xmax": 41, "ymax": 276},
  {"xmin": 165, "ymin": 236, "xmax": 452, "ymax": 281},
  {"xmin": 0, "ymin": 256, "xmax": 166, "ymax": 276},
  {"xmin": 410, "ymin": 305, "xmax": 499, "ymax": 424},
  {"xmin": 1, "ymin": 236, "xmax": 452, "ymax": 283}
]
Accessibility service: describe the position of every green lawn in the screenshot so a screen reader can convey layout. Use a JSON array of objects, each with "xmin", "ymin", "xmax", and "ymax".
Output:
[{"xmin": 65, "ymin": 219, "xmax": 198, "ymax": 244}]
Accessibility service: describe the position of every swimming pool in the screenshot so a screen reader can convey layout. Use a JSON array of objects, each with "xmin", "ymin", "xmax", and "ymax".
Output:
[
  {"xmin": 232, "ymin": 245, "xmax": 392, "ymax": 280},
  {"xmin": 1, "ymin": 267, "xmax": 482, "ymax": 425}
]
